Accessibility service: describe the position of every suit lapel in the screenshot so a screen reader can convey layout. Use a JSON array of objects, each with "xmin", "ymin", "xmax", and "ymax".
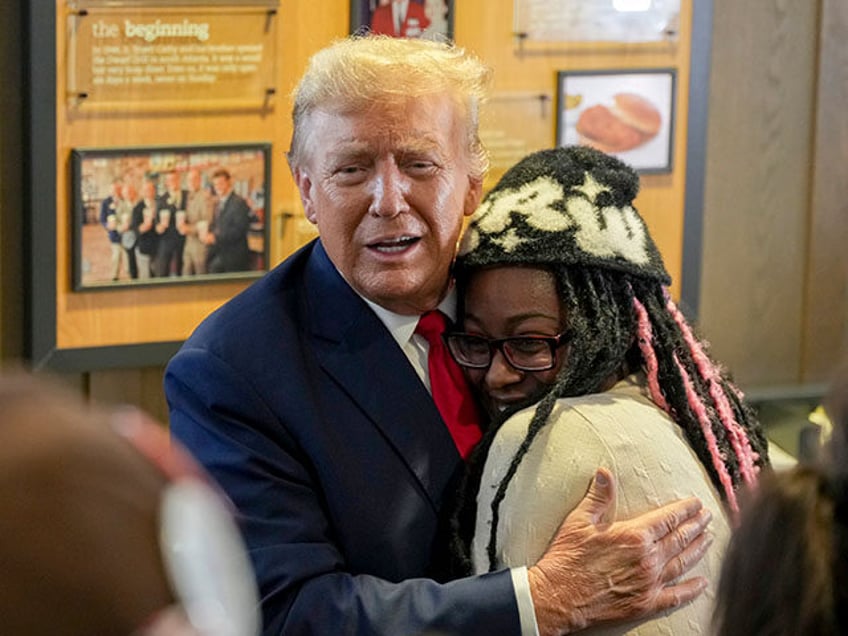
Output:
[{"xmin": 303, "ymin": 242, "xmax": 461, "ymax": 511}]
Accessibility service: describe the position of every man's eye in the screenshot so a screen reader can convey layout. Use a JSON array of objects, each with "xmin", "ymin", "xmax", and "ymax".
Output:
[
  {"xmin": 332, "ymin": 165, "xmax": 367, "ymax": 183},
  {"xmin": 404, "ymin": 159, "xmax": 436, "ymax": 173}
]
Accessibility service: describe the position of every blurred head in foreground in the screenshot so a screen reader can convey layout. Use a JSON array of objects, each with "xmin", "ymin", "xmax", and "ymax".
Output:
[
  {"xmin": 0, "ymin": 372, "xmax": 259, "ymax": 636},
  {"xmin": 714, "ymin": 359, "xmax": 848, "ymax": 635}
]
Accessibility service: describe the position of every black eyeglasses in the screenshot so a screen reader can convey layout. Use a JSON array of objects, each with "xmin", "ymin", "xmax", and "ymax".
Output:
[{"xmin": 444, "ymin": 330, "xmax": 573, "ymax": 372}]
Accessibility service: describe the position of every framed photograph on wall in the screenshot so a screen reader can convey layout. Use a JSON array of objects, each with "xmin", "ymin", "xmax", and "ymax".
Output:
[
  {"xmin": 350, "ymin": 0, "xmax": 454, "ymax": 40},
  {"xmin": 556, "ymin": 69, "xmax": 676, "ymax": 174},
  {"xmin": 71, "ymin": 143, "xmax": 270, "ymax": 291}
]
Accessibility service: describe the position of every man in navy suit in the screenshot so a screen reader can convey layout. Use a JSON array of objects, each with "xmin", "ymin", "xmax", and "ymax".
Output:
[
  {"xmin": 206, "ymin": 168, "xmax": 252, "ymax": 274},
  {"xmin": 154, "ymin": 170, "xmax": 188, "ymax": 278},
  {"xmin": 166, "ymin": 36, "xmax": 712, "ymax": 636}
]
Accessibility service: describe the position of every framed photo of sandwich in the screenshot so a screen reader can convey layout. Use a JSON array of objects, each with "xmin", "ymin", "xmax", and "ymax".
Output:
[
  {"xmin": 555, "ymin": 69, "xmax": 676, "ymax": 174},
  {"xmin": 71, "ymin": 143, "xmax": 270, "ymax": 291},
  {"xmin": 350, "ymin": 0, "xmax": 454, "ymax": 41}
]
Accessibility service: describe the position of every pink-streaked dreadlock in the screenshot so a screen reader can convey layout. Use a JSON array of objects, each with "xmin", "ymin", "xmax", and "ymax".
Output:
[
  {"xmin": 635, "ymin": 289, "xmax": 760, "ymax": 513},
  {"xmin": 445, "ymin": 145, "xmax": 770, "ymax": 576}
]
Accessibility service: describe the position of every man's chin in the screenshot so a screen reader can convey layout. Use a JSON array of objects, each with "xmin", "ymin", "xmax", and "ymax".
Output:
[{"xmin": 356, "ymin": 276, "xmax": 447, "ymax": 315}]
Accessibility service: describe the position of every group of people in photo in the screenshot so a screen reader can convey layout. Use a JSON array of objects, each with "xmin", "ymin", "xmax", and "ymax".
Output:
[{"xmin": 98, "ymin": 167, "xmax": 253, "ymax": 282}]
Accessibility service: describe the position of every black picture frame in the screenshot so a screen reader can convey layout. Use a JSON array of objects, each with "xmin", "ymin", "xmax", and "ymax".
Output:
[
  {"xmin": 555, "ymin": 68, "xmax": 677, "ymax": 175},
  {"xmin": 349, "ymin": 0, "xmax": 454, "ymax": 40},
  {"xmin": 70, "ymin": 143, "xmax": 270, "ymax": 291}
]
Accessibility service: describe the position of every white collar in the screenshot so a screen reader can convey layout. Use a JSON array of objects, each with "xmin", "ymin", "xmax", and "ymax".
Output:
[
  {"xmin": 324, "ymin": 253, "xmax": 457, "ymax": 347},
  {"xmin": 362, "ymin": 287, "xmax": 457, "ymax": 350}
]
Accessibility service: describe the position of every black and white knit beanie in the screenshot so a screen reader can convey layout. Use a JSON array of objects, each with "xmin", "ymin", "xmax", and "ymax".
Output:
[{"xmin": 457, "ymin": 145, "xmax": 671, "ymax": 284}]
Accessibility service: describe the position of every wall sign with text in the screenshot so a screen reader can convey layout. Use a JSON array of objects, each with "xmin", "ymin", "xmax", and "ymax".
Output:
[
  {"xmin": 66, "ymin": 4, "xmax": 279, "ymax": 109},
  {"xmin": 514, "ymin": 0, "xmax": 680, "ymax": 43}
]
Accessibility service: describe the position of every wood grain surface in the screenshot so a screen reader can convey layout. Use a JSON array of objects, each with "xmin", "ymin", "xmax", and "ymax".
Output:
[
  {"xmin": 699, "ymin": 0, "xmax": 820, "ymax": 387},
  {"xmin": 802, "ymin": 0, "xmax": 848, "ymax": 383}
]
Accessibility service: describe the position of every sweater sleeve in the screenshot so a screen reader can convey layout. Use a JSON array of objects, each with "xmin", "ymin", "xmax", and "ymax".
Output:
[{"xmin": 473, "ymin": 387, "xmax": 732, "ymax": 635}]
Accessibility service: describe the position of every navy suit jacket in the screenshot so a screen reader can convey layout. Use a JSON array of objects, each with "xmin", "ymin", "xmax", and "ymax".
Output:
[
  {"xmin": 166, "ymin": 239, "xmax": 520, "ymax": 635},
  {"xmin": 208, "ymin": 192, "xmax": 251, "ymax": 273}
]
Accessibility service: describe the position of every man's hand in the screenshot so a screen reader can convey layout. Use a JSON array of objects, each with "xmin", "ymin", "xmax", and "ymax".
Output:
[{"xmin": 528, "ymin": 468, "xmax": 712, "ymax": 636}]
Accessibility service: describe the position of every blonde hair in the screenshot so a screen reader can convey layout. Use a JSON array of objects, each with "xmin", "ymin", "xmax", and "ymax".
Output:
[{"xmin": 288, "ymin": 35, "xmax": 491, "ymax": 180}]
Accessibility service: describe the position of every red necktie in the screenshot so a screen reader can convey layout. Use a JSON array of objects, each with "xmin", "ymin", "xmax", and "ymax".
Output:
[{"xmin": 415, "ymin": 311, "xmax": 482, "ymax": 459}]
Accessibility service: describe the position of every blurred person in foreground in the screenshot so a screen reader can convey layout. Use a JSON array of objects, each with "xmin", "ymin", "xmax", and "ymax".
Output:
[
  {"xmin": 444, "ymin": 145, "xmax": 770, "ymax": 634},
  {"xmin": 714, "ymin": 359, "xmax": 848, "ymax": 635},
  {"xmin": 0, "ymin": 372, "xmax": 259, "ymax": 636},
  {"xmin": 165, "ymin": 36, "xmax": 713, "ymax": 636}
]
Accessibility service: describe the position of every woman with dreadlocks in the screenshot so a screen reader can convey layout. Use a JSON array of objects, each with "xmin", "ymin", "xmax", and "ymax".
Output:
[{"xmin": 446, "ymin": 145, "xmax": 770, "ymax": 634}]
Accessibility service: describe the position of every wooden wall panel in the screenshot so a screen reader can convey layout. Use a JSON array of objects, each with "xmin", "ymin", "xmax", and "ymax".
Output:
[
  {"xmin": 802, "ymin": 0, "xmax": 848, "ymax": 383},
  {"xmin": 88, "ymin": 366, "xmax": 169, "ymax": 423},
  {"xmin": 699, "ymin": 0, "xmax": 819, "ymax": 387},
  {"xmin": 50, "ymin": 1, "xmax": 343, "ymax": 351}
]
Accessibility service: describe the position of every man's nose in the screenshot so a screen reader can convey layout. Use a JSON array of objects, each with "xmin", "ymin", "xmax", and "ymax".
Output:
[
  {"xmin": 369, "ymin": 161, "xmax": 410, "ymax": 218},
  {"xmin": 484, "ymin": 349, "xmax": 524, "ymax": 390}
]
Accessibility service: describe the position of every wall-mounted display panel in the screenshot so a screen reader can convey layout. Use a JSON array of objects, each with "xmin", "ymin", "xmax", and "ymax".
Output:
[
  {"xmin": 24, "ymin": 2, "xmax": 289, "ymax": 371},
  {"xmin": 66, "ymin": 4, "xmax": 278, "ymax": 111},
  {"xmin": 514, "ymin": 0, "xmax": 680, "ymax": 43}
]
